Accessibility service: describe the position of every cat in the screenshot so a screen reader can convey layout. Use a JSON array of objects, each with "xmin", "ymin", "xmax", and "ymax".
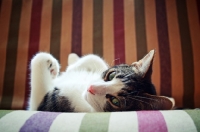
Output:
[{"xmin": 28, "ymin": 50, "xmax": 175, "ymax": 112}]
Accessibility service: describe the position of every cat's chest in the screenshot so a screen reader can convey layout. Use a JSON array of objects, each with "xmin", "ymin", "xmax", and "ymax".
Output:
[
  {"xmin": 53, "ymin": 71, "xmax": 101, "ymax": 92},
  {"xmin": 52, "ymin": 71, "xmax": 101, "ymax": 112}
]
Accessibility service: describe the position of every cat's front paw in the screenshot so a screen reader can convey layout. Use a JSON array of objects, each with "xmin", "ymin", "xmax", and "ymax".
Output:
[
  {"xmin": 47, "ymin": 58, "xmax": 60, "ymax": 79},
  {"xmin": 31, "ymin": 52, "xmax": 60, "ymax": 79}
]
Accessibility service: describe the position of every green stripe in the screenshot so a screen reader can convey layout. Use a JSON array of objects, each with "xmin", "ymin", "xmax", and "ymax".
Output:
[
  {"xmin": 135, "ymin": 0, "xmax": 147, "ymax": 60},
  {"xmin": 0, "ymin": 0, "xmax": 22, "ymax": 109},
  {"xmin": 50, "ymin": 0, "xmax": 62, "ymax": 61},
  {"xmin": 185, "ymin": 110, "xmax": 200, "ymax": 132},
  {"xmin": 93, "ymin": 0, "xmax": 103, "ymax": 57},
  {"xmin": 79, "ymin": 113, "xmax": 111, "ymax": 132},
  {"xmin": 0, "ymin": 110, "xmax": 13, "ymax": 119}
]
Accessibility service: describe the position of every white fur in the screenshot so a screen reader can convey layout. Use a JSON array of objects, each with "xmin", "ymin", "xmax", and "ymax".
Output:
[
  {"xmin": 29, "ymin": 53, "xmax": 60, "ymax": 110},
  {"xmin": 29, "ymin": 53, "xmax": 125, "ymax": 112}
]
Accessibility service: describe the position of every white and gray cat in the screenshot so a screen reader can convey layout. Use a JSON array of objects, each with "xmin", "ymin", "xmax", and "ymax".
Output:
[{"xmin": 29, "ymin": 50, "xmax": 175, "ymax": 112}]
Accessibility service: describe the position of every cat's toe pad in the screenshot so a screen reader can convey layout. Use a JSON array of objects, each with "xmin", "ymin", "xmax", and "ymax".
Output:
[
  {"xmin": 46, "ymin": 58, "xmax": 60, "ymax": 79},
  {"xmin": 31, "ymin": 52, "xmax": 60, "ymax": 79}
]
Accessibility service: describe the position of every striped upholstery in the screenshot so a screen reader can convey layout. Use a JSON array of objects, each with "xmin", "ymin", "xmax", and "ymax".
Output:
[
  {"xmin": 0, "ymin": 110, "xmax": 199, "ymax": 132},
  {"xmin": 0, "ymin": 0, "xmax": 200, "ymax": 110}
]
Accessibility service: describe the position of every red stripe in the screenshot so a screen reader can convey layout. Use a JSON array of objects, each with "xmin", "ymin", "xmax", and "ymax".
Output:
[
  {"xmin": 114, "ymin": 0, "xmax": 125, "ymax": 64},
  {"xmin": 24, "ymin": 0, "xmax": 43, "ymax": 109},
  {"xmin": 71, "ymin": 0, "xmax": 82, "ymax": 56},
  {"xmin": 176, "ymin": 0, "xmax": 194, "ymax": 108},
  {"xmin": 155, "ymin": 0, "xmax": 172, "ymax": 97},
  {"xmin": 137, "ymin": 111, "xmax": 168, "ymax": 132}
]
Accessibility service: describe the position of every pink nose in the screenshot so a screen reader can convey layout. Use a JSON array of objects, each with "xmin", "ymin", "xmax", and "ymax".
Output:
[{"xmin": 88, "ymin": 85, "xmax": 95, "ymax": 95}]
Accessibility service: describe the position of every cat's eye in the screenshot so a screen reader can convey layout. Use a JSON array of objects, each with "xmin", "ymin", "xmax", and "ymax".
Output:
[
  {"xmin": 108, "ymin": 72, "xmax": 116, "ymax": 81},
  {"xmin": 111, "ymin": 97, "xmax": 120, "ymax": 107}
]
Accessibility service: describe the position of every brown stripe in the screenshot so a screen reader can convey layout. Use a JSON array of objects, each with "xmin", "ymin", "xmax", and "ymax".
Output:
[
  {"xmin": 144, "ymin": 0, "xmax": 161, "ymax": 95},
  {"xmin": 71, "ymin": 0, "xmax": 82, "ymax": 56},
  {"xmin": 93, "ymin": 0, "xmax": 103, "ymax": 57},
  {"xmin": 82, "ymin": 0, "xmax": 93, "ymax": 55},
  {"xmin": 176, "ymin": 0, "xmax": 194, "ymax": 108},
  {"xmin": 60, "ymin": 0, "xmax": 72, "ymax": 71},
  {"xmin": 39, "ymin": 0, "xmax": 52, "ymax": 52},
  {"xmin": 0, "ymin": 0, "xmax": 12, "ymax": 104},
  {"xmin": 166, "ymin": 0, "xmax": 183, "ymax": 107},
  {"xmin": 103, "ymin": 0, "xmax": 114, "ymax": 66},
  {"xmin": 196, "ymin": 0, "xmax": 200, "ymax": 24},
  {"xmin": 50, "ymin": 0, "xmax": 62, "ymax": 61},
  {"xmin": 134, "ymin": 0, "xmax": 147, "ymax": 60},
  {"xmin": 186, "ymin": 0, "xmax": 200, "ymax": 108},
  {"xmin": 114, "ymin": 0, "xmax": 125, "ymax": 64},
  {"xmin": 12, "ymin": 0, "xmax": 32, "ymax": 109},
  {"xmin": 1, "ymin": 0, "xmax": 22, "ymax": 109},
  {"xmin": 24, "ymin": 0, "xmax": 43, "ymax": 109},
  {"xmin": 155, "ymin": 0, "xmax": 172, "ymax": 97},
  {"xmin": 0, "ymin": 0, "xmax": 2, "ymax": 13},
  {"xmin": 124, "ymin": 0, "xmax": 137, "ymax": 64}
]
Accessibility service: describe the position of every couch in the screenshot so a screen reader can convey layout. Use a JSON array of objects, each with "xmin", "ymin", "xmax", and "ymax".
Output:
[{"xmin": 0, "ymin": 0, "xmax": 200, "ymax": 131}]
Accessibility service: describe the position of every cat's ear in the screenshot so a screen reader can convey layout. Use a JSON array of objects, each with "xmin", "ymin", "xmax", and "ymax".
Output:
[
  {"xmin": 141, "ymin": 93, "xmax": 175, "ymax": 110},
  {"xmin": 68, "ymin": 53, "xmax": 80, "ymax": 65},
  {"xmin": 131, "ymin": 50, "xmax": 155, "ymax": 79}
]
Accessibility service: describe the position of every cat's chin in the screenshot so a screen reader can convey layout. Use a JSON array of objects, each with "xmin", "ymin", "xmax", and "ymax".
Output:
[{"xmin": 83, "ymin": 89, "xmax": 106, "ymax": 112}]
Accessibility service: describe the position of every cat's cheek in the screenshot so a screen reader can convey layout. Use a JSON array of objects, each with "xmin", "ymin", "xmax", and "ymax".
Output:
[
  {"xmin": 84, "ymin": 90, "xmax": 106, "ymax": 111},
  {"xmin": 82, "ymin": 90, "xmax": 88, "ymax": 101},
  {"xmin": 83, "ymin": 90, "xmax": 93, "ymax": 104}
]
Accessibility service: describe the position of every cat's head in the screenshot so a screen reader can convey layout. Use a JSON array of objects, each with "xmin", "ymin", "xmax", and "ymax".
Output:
[{"xmin": 85, "ymin": 50, "xmax": 175, "ymax": 111}]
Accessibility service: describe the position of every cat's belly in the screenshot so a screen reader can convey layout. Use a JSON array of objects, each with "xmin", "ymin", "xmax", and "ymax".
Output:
[{"xmin": 52, "ymin": 71, "xmax": 102, "ymax": 112}]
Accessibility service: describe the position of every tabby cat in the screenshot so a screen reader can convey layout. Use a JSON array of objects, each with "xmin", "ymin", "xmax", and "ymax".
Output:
[{"xmin": 29, "ymin": 50, "xmax": 174, "ymax": 112}]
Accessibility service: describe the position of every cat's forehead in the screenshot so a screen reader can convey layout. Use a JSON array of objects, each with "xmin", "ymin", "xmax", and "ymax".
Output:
[
  {"xmin": 109, "ymin": 64, "xmax": 129, "ymax": 70},
  {"xmin": 102, "ymin": 64, "xmax": 135, "ymax": 77},
  {"xmin": 114, "ymin": 64, "xmax": 130, "ymax": 68},
  {"xmin": 110, "ymin": 64, "xmax": 133, "ymax": 73}
]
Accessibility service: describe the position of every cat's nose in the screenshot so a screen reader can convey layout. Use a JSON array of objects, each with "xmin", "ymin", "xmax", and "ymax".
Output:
[{"xmin": 88, "ymin": 86, "xmax": 95, "ymax": 95}]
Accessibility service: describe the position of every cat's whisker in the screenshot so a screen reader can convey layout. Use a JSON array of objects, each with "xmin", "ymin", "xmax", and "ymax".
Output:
[
  {"xmin": 111, "ymin": 58, "xmax": 120, "ymax": 66},
  {"xmin": 123, "ymin": 80, "xmax": 132, "ymax": 84},
  {"xmin": 122, "ymin": 97, "xmax": 127, "ymax": 107},
  {"xmin": 124, "ymin": 73, "xmax": 134, "ymax": 78},
  {"xmin": 121, "ymin": 78, "xmax": 129, "ymax": 82},
  {"xmin": 134, "ymin": 96, "xmax": 159, "ymax": 102},
  {"xmin": 128, "ymin": 97, "xmax": 151, "ymax": 105}
]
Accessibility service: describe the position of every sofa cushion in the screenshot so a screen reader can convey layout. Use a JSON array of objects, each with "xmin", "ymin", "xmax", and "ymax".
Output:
[{"xmin": 0, "ymin": 110, "xmax": 199, "ymax": 131}]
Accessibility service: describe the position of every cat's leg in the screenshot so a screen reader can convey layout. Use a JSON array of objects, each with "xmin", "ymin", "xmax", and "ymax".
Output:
[
  {"xmin": 29, "ymin": 52, "xmax": 60, "ymax": 110},
  {"xmin": 66, "ymin": 54, "xmax": 109, "ymax": 73},
  {"xmin": 68, "ymin": 53, "xmax": 80, "ymax": 65}
]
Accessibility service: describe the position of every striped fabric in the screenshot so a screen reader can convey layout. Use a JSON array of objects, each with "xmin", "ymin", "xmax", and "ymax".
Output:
[
  {"xmin": 0, "ymin": 0, "xmax": 200, "ymax": 110},
  {"xmin": 0, "ymin": 110, "xmax": 199, "ymax": 132}
]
